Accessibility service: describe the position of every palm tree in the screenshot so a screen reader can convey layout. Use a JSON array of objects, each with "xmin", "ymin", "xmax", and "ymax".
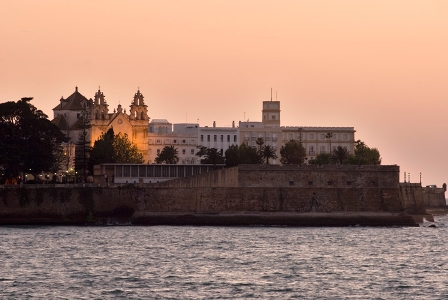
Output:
[
  {"xmin": 260, "ymin": 145, "xmax": 278, "ymax": 165},
  {"xmin": 332, "ymin": 146, "xmax": 349, "ymax": 164},
  {"xmin": 255, "ymin": 137, "xmax": 264, "ymax": 153},
  {"xmin": 155, "ymin": 145, "xmax": 179, "ymax": 164},
  {"xmin": 325, "ymin": 132, "xmax": 333, "ymax": 153}
]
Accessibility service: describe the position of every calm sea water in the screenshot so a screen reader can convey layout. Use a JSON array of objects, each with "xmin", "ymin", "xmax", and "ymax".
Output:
[{"xmin": 1, "ymin": 216, "xmax": 448, "ymax": 299}]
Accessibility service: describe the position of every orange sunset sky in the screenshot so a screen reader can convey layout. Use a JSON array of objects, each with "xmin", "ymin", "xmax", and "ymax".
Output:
[{"xmin": 1, "ymin": 1, "xmax": 447, "ymax": 186}]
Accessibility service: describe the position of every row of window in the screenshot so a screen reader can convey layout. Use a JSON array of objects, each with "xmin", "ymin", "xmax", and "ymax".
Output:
[
  {"xmin": 148, "ymin": 139, "xmax": 196, "ymax": 145},
  {"xmin": 308, "ymin": 145, "xmax": 348, "ymax": 153},
  {"xmin": 284, "ymin": 133, "xmax": 349, "ymax": 140},
  {"xmin": 200, "ymin": 135, "xmax": 238, "ymax": 143}
]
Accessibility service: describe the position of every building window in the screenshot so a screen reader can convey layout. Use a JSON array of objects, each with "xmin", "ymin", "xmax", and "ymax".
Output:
[
  {"xmin": 191, "ymin": 149, "xmax": 195, "ymax": 155},
  {"xmin": 309, "ymin": 146, "xmax": 315, "ymax": 155},
  {"xmin": 227, "ymin": 135, "xmax": 230, "ymax": 142},
  {"xmin": 320, "ymin": 134, "xmax": 325, "ymax": 139},
  {"xmin": 289, "ymin": 181, "xmax": 294, "ymax": 186},
  {"xmin": 182, "ymin": 149, "xmax": 186, "ymax": 155},
  {"xmin": 308, "ymin": 181, "xmax": 313, "ymax": 186},
  {"xmin": 327, "ymin": 181, "xmax": 333, "ymax": 186},
  {"xmin": 234, "ymin": 135, "xmax": 237, "ymax": 142},
  {"xmin": 200, "ymin": 135, "xmax": 204, "ymax": 142},
  {"xmin": 343, "ymin": 134, "xmax": 348, "ymax": 140},
  {"xmin": 272, "ymin": 116, "xmax": 276, "ymax": 120},
  {"xmin": 214, "ymin": 135, "xmax": 217, "ymax": 142},
  {"xmin": 347, "ymin": 181, "xmax": 352, "ymax": 186},
  {"xmin": 182, "ymin": 139, "xmax": 186, "ymax": 144},
  {"xmin": 173, "ymin": 139, "xmax": 177, "ymax": 144},
  {"xmin": 207, "ymin": 135, "xmax": 210, "ymax": 142},
  {"xmin": 157, "ymin": 149, "xmax": 161, "ymax": 155},
  {"xmin": 220, "ymin": 135, "xmax": 223, "ymax": 142},
  {"xmin": 288, "ymin": 133, "xmax": 293, "ymax": 139}
]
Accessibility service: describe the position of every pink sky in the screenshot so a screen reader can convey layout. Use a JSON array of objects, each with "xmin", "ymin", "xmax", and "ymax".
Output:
[{"xmin": 1, "ymin": 1, "xmax": 448, "ymax": 186}]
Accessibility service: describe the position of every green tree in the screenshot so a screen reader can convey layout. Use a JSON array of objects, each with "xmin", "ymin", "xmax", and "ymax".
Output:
[
  {"xmin": 87, "ymin": 128, "xmax": 143, "ymax": 171},
  {"xmin": 280, "ymin": 139, "xmax": 307, "ymax": 165},
  {"xmin": 89, "ymin": 128, "xmax": 115, "ymax": 169},
  {"xmin": 0, "ymin": 97, "xmax": 67, "ymax": 178},
  {"xmin": 260, "ymin": 145, "xmax": 278, "ymax": 165},
  {"xmin": 308, "ymin": 153, "xmax": 332, "ymax": 165},
  {"xmin": 224, "ymin": 144, "xmax": 240, "ymax": 167},
  {"xmin": 239, "ymin": 143, "xmax": 262, "ymax": 164},
  {"xmin": 332, "ymin": 146, "xmax": 350, "ymax": 164},
  {"xmin": 155, "ymin": 146, "xmax": 179, "ymax": 164},
  {"xmin": 347, "ymin": 140, "xmax": 382, "ymax": 165},
  {"xmin": 113, "ymin": 133, "xmax": 143, "ymax": 163},
  {"xmin": 224, "ymin": 143, "xmax": 262, "ymax": 167},
  {"xmin": 364, "ymin": 147, "xmax": 381, "ymax": 165},
  {"xmin": 203, "ymin": 148, "xmax": 225, "ymax": 166}
]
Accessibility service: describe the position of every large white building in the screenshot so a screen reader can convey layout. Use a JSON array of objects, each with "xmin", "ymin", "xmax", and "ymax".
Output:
[{"xmin": 149, "ymin": 99, "xmax": 355, "ymax": 165}]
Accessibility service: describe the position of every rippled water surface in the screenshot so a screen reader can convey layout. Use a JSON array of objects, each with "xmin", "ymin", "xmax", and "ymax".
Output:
[{"xmin": 1, "ymin": 215, "xmax": 448, "ymax": 299}]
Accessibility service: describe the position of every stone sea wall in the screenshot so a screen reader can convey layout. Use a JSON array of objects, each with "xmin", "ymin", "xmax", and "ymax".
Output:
[
  {"xmin": 0, "ymin": 165, "xmax": 422, "ymax": 226},
  {"xmin": 423, "ymin": 187, "xmax": 447, "ymax": 207}
]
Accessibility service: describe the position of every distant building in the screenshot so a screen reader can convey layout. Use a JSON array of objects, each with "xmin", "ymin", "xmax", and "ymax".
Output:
[
  {"xmin": 147, "ymin": 120, "xmax": 199, "ymax": 164},
  {"xmin": 52, "ymin": 87, "xmax": 356, "ymax": 169},
  {"xmin": 239, "ymin": 100, "xmax": 355, "ymax": 164},
  {"xmin": 52, "ymin": 87, "xmax": 150, "ymax": 171}
]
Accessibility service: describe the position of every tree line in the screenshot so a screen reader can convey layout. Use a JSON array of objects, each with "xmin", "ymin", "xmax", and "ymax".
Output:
[{"xmin": 155, "ymin": 137, "xmax": 381, "ymax": 167}]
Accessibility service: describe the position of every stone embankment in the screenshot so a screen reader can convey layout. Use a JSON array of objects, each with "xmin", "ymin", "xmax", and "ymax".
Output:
[{"xmin": 0, "ymin": 165, "xmax": 431, "ymax": 227}]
